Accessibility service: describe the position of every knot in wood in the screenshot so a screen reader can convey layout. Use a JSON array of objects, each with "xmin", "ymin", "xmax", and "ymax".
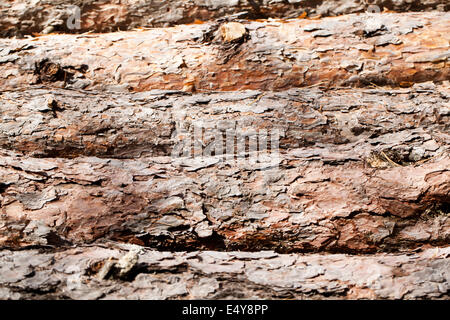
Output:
[{"xmin": 219, "ymin": 22, "xmax": 247, "ymax": 43}]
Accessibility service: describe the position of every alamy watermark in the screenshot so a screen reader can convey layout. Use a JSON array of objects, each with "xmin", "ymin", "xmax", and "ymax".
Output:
[
  {"xmin": 66, "ymin": 5, "xmax": 81, "ymax": 30},
  {"xmin": 170, "ymin": 121, "xmax": 281, "ymax": 168},
  {"xmin": 366, "ymin": 5, "xmax": 381, "ymax": 13},
  {"xmin": 364, "ymin": 0, "xmax": 382, "ymax": 13},
  {"xmin": 64, "ymin": 1, "xmax": 383, "ymax": 30}
]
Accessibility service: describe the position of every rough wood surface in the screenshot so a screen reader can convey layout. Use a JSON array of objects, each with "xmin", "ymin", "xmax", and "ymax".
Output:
[
  {"xmin": 0, "ymin": 86, "xmax": 448, "ymax": 158},
  {"xmin": 0, "ymin": 13, "xmax": 449, "ymax": 92},
  {"xmin": 1, "ymin": 146, "xmax": 448, "ymax": 252},
  {"xmin": 0, "ymin": 0, "xmax": 448, "ymax": 37},
  {"xmin": 0, "ymin": 244, "xmax": 448, "ymax": 299},
  {"xmin": 0, "ymin": 5, "xmax": 449, "ymax": 300},
  {"xmin": 0, "ymin": 86, "xmax": 448, "ymax": 253}
]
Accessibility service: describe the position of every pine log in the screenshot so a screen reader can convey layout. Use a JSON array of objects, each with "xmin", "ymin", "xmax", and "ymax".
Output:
[
  {"xmin": 0, "ymin": 244, "xmax": 448, "ymax": 299},
  {"xmin": 0, "ymin": 6, "xmax": 449, "ymax": 301},
  {"xmin": 0, "ymin": 146, "xmax": 448, "ymax": 252},
  {"xmin": 0, "ymin": 86, "xmax": 448, "ymax": 159},
  {"xmin": 0, "ymin": 0, "xmax": 448, "ymax": 37},
  {"xmin": 0, "ymin": 84, "xmax": 449, "ymax": 252},
  {"xmin": 0, "ymin": 13, "xmax": 449, "ymax": 92}
]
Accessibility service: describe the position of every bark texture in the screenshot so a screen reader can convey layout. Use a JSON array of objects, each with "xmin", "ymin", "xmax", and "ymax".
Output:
[
  {"xmin": 0, "ymin": 86, "xmax": 448, "ymax": 158},
  {"xmin": 0, "ymin": 244, "xmax": 448, "ymax": 300},
  {"xmin": 0, "ymin": 13, "xmax": 449, "ymax": 92},
  {"xmin": 0, "ymin": 85, "xmax": 449, "ymax": 253},
  {"xmin": 0, "ymin": 0, "xmax": 448, "ymax": 37},
  {"xmin": 0, "ymin": 5, "xmax": 449, "ymax": 300},
  {"xmin": 0, "ymin": 148, "xmax": 448, "ymax": 252}
]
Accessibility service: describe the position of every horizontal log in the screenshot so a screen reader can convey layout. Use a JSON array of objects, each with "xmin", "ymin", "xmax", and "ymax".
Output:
[
  {"xmin": 0, "ymin": 244, "xmax": 448, "ymax": 299},
  {"xmin": 0, "ymin": 148, "xmax": 448, "ymax": 252},
  {"xmin": 0, "ymin": 13, "xmax": 449, "ymax": 92},
  {"xmin": 0, "ymin": 0, "xmax": 448, "ymax": 37},
  {"xmin": 0, "ymin": 86, "xmax": 449, "ymax": 159}
]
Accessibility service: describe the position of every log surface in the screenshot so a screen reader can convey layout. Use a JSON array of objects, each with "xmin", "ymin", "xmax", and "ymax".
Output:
[
  {"xmin": 1, "ymin": 147, "xmax": 448, "ymax": 252},
  {"xmin": 0, "ymin": 86, "xmax": 448, "ymax": 158},
  {"xmin": 0, "ymin": 244, "xmax": 448, "ymax": 299},
  {"xmin": 0, "ymin": 0, "xmax": 448, "ymax": 37},
  {"xmin": 0, "ymin": 5, "xmax": 449, "ymax": 301},
  {"xmin": 0, "ymin": 86, "xmax": 448, "ymax": 253},
  {"xmin": 0, "ymin": 13, "xmax": 449, "ymax": 92}
]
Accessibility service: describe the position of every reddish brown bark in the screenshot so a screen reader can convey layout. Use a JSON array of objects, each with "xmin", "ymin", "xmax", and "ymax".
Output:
[
  {"xmin": 1, "ymin": 147, "xmax": 448, "ymax": 252},
  {"xmin": 0, "ymin": 86, "xmax": 448, "ymax": 159},
  {"xmin": 0, "ymin": 245, "xmax": 448, "ymax": 299},
  {"xmin": 0, "ymin": 5, "xmax": 449, "ymax": 301},
  {"xmin": 0, "ymin": 13, "xmax": 449, "ymax": 92},
  {"xmin": 0, "ymin": 0, "xmax": 448, "ymax": 37}
]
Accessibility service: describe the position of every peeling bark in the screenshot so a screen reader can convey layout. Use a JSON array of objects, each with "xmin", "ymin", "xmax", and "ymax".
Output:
[
  {"xmin": 0, "ymin": 147, "xmax": 448, "ymax": 252},
  {"xmin": 0, "ymin": 85, "xmax": 449, "ymax": 253},
  {"xmin": 0, "ymin": 13, "xmax": 449, "ymax": 92},
  {"xmin": 0, "ymin": 86, "xmax": 448, "ymax": 158},
  {"xmin": 0, "ymin": 0, "xmax": 448, "ymax": 37},
  {"xmin": 0, "ymin": 4, "xmax": 449, "ymax": 301},
  {"xmin": 0, "ymin": 244, "xmax": 448, "ymax": 299}
]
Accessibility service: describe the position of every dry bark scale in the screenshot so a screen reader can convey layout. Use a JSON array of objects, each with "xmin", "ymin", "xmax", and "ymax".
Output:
[{"xmin": 0, "ymin": 6, "xmax": 448, "ymax": 300}]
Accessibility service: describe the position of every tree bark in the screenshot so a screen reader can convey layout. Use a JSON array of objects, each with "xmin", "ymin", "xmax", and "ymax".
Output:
[
  {"xmin": 0, "ymin": 85, "xmax": 449, "ymax": 252},
  {"xmin": 0, "ymin": 0, "xmax": 448, "ymax": 37},
  {"xmin": 0, "ymin": 244, "xmax": 448, "ymax": 299},
  {"xmin": 0, "ymin": 13, "xmax": 449, "ymax": 92},
  {"xmin": 0, "ymin": 86, "xmax": 448, "ymax": 158},
  {"xmin": 1, "ymin": 147, "xmax": 448, "ymax": 252},
  {"xmin": 0, "ymin": 6, "xmax": 449, "ymax": 301}
]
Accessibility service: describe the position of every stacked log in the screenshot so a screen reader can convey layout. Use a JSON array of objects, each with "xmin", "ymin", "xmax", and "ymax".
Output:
[
  {"xmin": 0, "ymin": 0, "xmax": 448, "ymax": 37},
  {"xmin": 0, "ymin": 4, "xmax": 448, "ymax": 300}
]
